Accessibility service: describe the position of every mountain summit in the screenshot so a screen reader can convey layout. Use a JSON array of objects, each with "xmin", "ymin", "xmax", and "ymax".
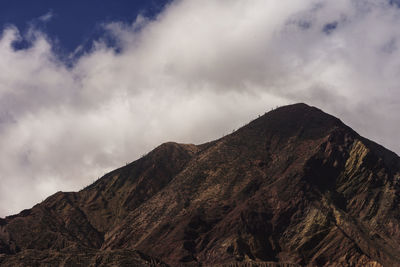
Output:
[{"xmin": 1, "ymin": 103, "xmax": 400, "ymax": 266}]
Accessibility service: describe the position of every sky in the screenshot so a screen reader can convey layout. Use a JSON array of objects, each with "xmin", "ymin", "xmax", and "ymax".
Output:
[
  {"xmin": 0, "ymin": 0, "xmax": 399, "ymax": 217},
  {"xmin": 0, "ymin": 0, "xmax": 170, "ymax": 55}
]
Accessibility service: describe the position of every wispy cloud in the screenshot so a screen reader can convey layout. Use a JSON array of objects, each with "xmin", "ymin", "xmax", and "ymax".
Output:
[
  {"xmin": 0, "ymin": 0, "xmax": 399, "ymax": 216},
  {"xmin": 38, "ymin": 10, "xmax": 54, "ymax": 23}
]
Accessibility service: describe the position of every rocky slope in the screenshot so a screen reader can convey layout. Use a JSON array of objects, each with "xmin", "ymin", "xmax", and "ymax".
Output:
[{"xmin": 1, "ymin": 103, "xmax": 400, "ymax": 266}]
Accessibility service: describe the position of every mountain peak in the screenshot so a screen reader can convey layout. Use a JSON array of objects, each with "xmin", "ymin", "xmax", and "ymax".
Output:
[
  {"xmin": 233, "ymin": 103, "xmax": 348, "ymax": 148},
  {"xmin": 256, "ymin": 103, "xmax": 343, "ymax": 130}
]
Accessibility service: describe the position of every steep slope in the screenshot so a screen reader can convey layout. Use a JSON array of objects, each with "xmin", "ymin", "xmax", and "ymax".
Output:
[{"xmin": 1, "ymin": 103, "xmax": 400, "ymax": 266}]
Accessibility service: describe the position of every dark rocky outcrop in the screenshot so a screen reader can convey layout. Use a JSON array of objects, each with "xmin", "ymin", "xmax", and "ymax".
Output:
[{"xmin": 1, "ymin": 103, "xmax": 399, "ymax": 266}]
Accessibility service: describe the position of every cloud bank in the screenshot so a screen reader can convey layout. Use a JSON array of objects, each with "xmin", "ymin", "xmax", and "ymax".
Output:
[{"xmin": 0, "ymin": 0, "xmax": 399, "ymax": 216}]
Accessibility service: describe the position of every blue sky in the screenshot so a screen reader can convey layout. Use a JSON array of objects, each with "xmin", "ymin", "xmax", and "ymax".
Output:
[
  {"xmin": 0, "ymin": 0, "xmax": 170, "ymax": 55},
  {"xmin": 0, "ymin": 0, "xmax": 399, "ymax": 217}
]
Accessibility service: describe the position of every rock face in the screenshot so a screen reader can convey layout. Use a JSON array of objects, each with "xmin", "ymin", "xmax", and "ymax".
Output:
[{"xmin": 1, "ymin": 103, "xmax": 400, "ymax": 266}]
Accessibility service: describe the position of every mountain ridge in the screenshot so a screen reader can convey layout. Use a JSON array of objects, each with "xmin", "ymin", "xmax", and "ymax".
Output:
[{"xmin": 1, "ymin": 103, "xmax": 400, "ymax": 266}]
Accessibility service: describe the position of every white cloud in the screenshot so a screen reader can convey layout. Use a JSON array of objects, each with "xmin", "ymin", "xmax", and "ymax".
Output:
[{"xmin": 0, "ymin": 0, "xmax": 399, "ymax": 216}]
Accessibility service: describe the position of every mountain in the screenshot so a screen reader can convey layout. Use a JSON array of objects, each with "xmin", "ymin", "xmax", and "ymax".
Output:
[{"xmin": 1, "ymin": 103, "xmax": 400, "ymax": 266}]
